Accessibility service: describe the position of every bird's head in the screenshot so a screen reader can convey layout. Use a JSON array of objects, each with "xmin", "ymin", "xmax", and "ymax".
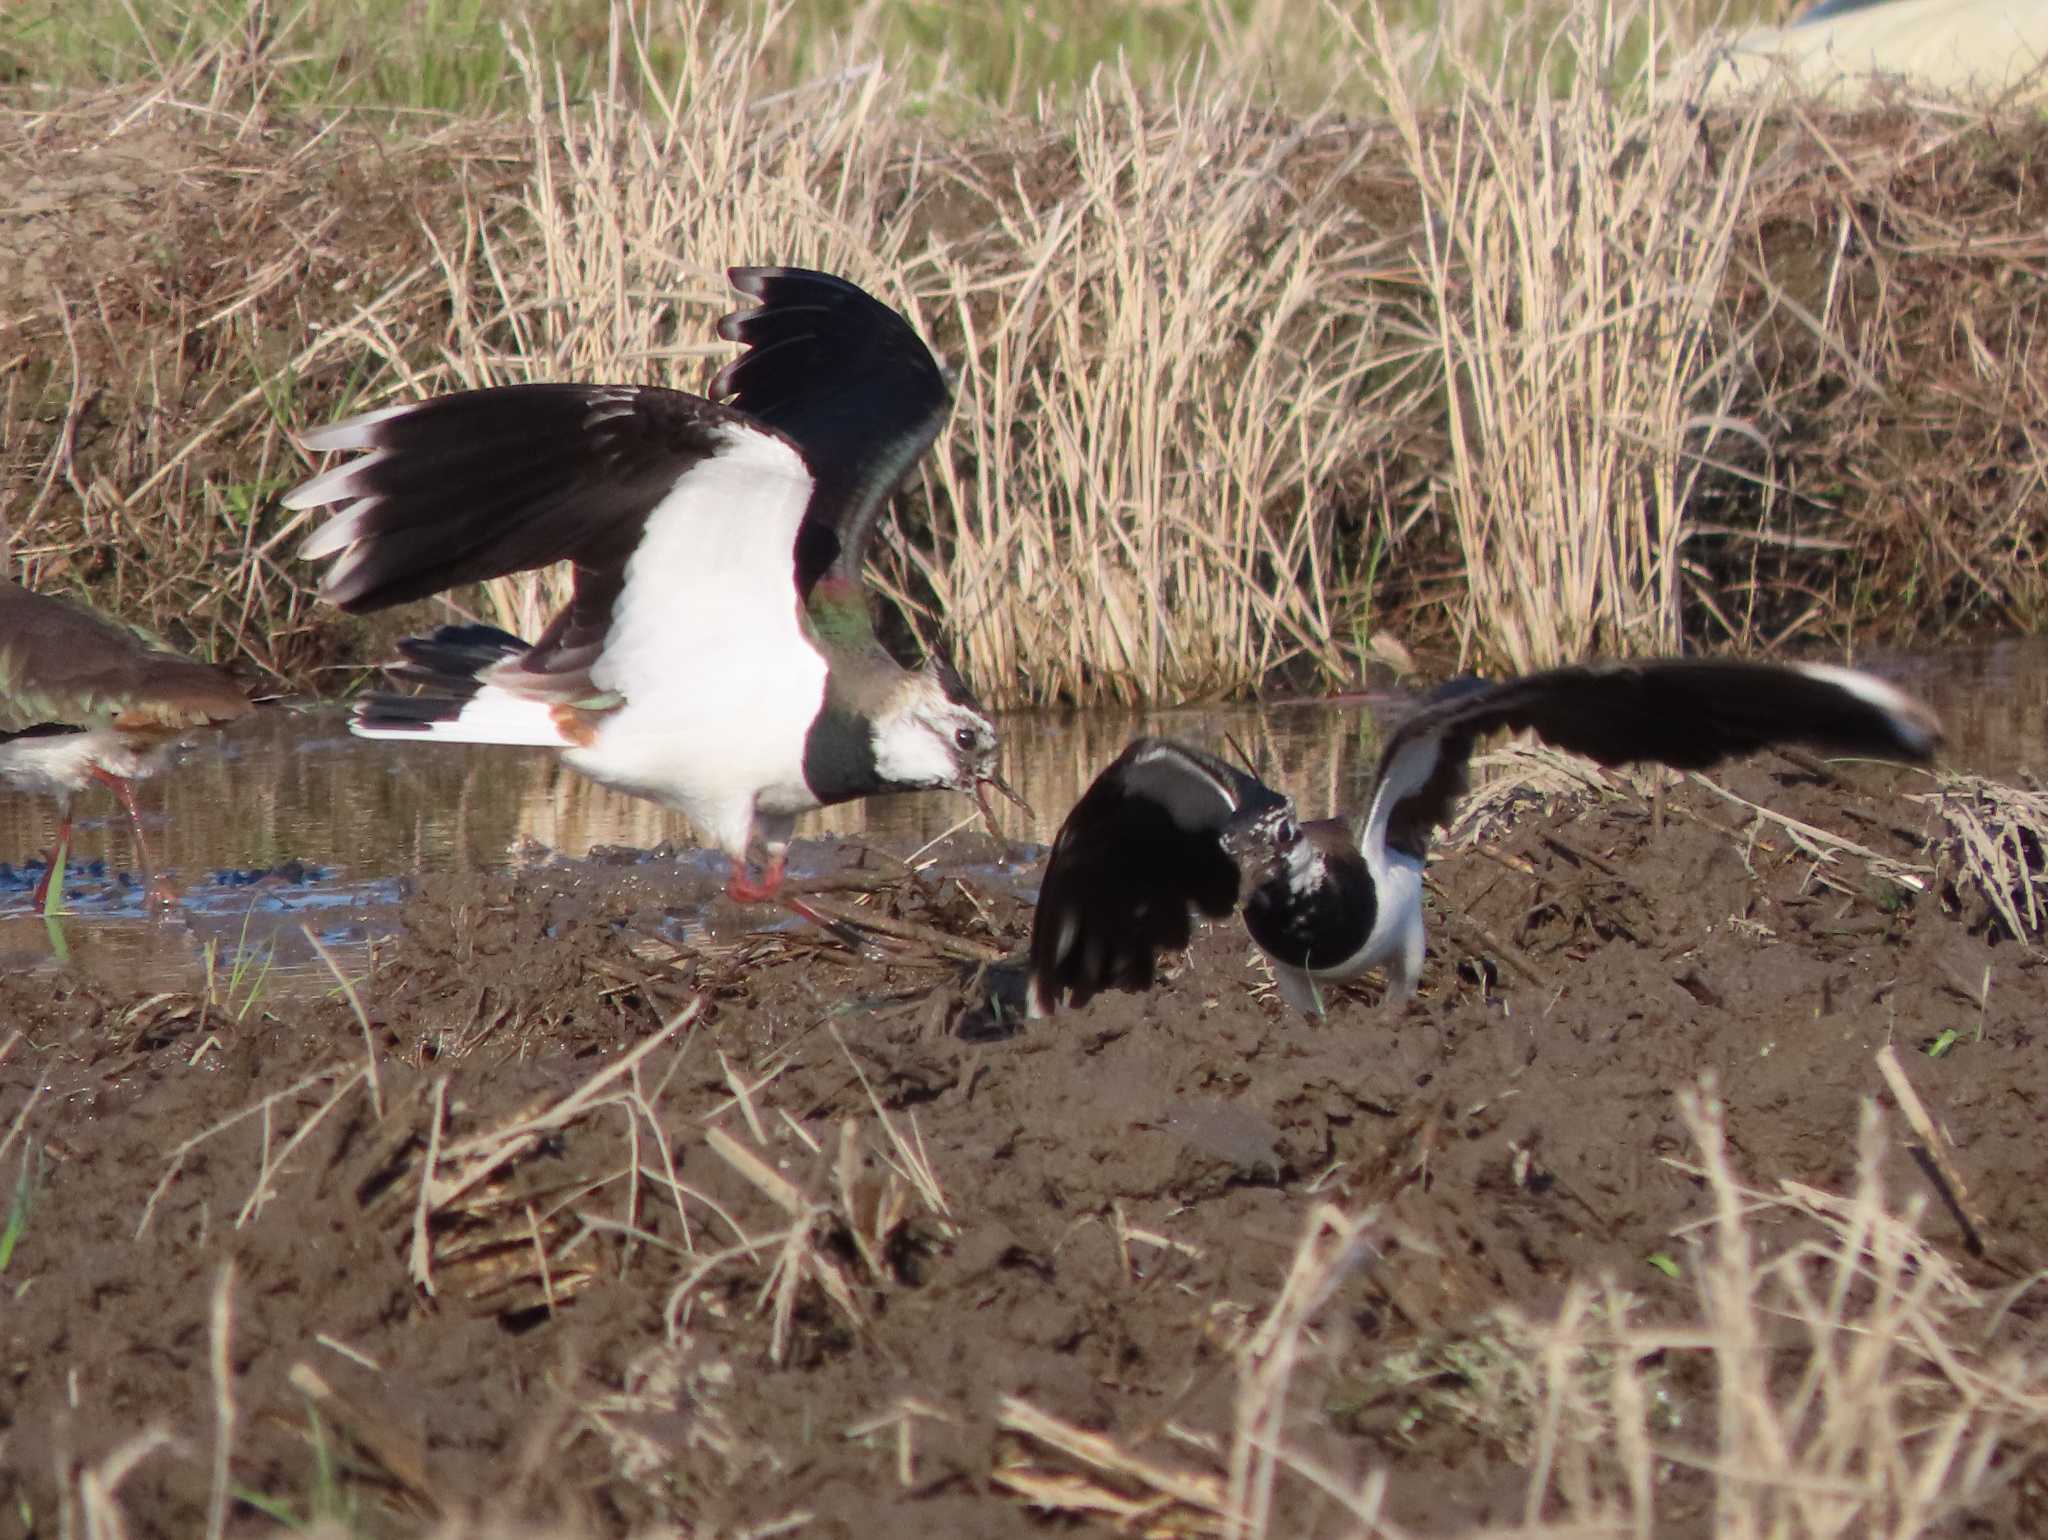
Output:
[
  {"xmin": 872, "ymin": 660, "xmax": 1028, "ymax": 829},
  {"xmin": 1221, "ymin": 800, "xmax": 1313, "ymax": 891}
]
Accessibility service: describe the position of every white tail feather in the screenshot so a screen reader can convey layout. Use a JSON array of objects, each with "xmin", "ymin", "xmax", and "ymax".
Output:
[{"xmin": 351, "ymin": 686, "xmax": 567, "ymax": 748}]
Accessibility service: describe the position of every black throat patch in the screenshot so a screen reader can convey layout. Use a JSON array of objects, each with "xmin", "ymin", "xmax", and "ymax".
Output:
[
  {"xmin": 1242, "ymin": 850, "xmax": 1378, "ymax": 971},
  {"xmin": 801, "ymin": 700, "xmax": 884, "ymax": 806}
]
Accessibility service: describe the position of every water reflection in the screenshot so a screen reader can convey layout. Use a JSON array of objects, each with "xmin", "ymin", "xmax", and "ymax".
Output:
[{"xmin": 0, "ymin": 638, "xmax": 2040, "ymax": 993}]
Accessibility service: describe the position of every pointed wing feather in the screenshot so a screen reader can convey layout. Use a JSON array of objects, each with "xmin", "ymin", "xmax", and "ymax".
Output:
[
  {"xmin": 1028, "ymin": 738, "xmax": 1287, "ymax": 1015},
  {"xmin": 713, "ymin": 267, "xmax": 951, "ymax": 599},
  {"xmin": 288, "ymin": 382, "xmax": 811, "ymax": 699},
  {"xmin": 1367, "ymin": 658, "xmax": 1943, "ymax": 861},
  {"xmin": 0, "ymin": 579, "xmax": 248, "ymax": 736}
]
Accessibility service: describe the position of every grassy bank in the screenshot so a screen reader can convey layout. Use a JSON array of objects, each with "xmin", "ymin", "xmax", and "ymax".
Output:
[
  {"xmin": 3, "ymin": 0, "xmax": 2044, "ymax": 706},
  {"xmin": 3, "ymin": 0, "xmax": 1778, "ymax": 115}
]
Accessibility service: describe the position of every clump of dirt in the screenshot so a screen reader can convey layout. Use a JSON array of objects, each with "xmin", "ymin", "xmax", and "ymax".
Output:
[{"xmin": 3, "ymin": 757, "xmax": 2045, "ymax": 1535}]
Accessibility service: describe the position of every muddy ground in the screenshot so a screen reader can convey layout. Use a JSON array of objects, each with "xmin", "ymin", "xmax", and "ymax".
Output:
[{"xmin": 2, "ymin": 752, "xmax": 2045, "ymax": 1536}]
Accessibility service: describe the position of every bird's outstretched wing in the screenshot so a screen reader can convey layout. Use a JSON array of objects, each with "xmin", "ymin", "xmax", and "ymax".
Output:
[
  {"xmin": 289, "ymin": 380, "xmax": 811, "ymax": 702},
  {"xmin": 1365, "ymin": 658, "xmax": 1943, "ymax": 862},
  {"xmin": 1028, "ymin": 738, "xmax": 1287, "ymax": 1016},
  {"xmin": 713, "ymin": 266, "xmax": 952, "ymax": 601}
]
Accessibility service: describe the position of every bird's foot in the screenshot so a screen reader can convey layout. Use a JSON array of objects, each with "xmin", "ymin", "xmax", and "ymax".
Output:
[
  {"xmin": 725, "ymin": 854, "xmax": 876, "ymax": 955},
  {"xmin": 724, "ymin": 853, "xmax": 788, "ymax": 905}
]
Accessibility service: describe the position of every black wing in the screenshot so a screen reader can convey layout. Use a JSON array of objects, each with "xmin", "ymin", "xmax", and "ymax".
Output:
[
  {"xmin": 1367, "ymin": 657, "xmax": 1944, "ymax": 861},
  {"xmin": 1028, "ymin": 738, "xmax": 1288, "ymax": 1016},
  {"xmin": 289, "ymin": 383, "xmax": 805, "ymax": 694},
  {"xmin": 713, "ymin": 267, "xmax": 952, "ymax": 598},
  {"xmin": 377, "ymin": 623, "xmax": 532, "ymax": 693}
]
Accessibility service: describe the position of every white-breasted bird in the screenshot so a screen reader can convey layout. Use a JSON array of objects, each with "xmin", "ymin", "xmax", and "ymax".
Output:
[
  {"xmin": 1027, "ymin": 658, "xmax": 1943, "ymax": 1017},
  {"xmin": 0, "ymin": 576, "xmax": 251, "ymax": 909},
  {"xmin": 286, "ymin": 266, "xmax": 1020, "ymax": 907}
]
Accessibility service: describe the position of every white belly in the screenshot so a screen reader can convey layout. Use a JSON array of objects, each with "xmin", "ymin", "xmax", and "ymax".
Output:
[
  {"xmin": 1320, "ymin": 852, "xmax": 1423, "ymax": 982},
  {"xmin": 565, "ymin": 649, "xmax": 828, "ymax": 856},
  {"xmin": 0, "ymin": 729, "xmax": 163, "ymax": 798},
  {"xmin": 563, "ymin": 424, "xmax": 831, "ymax": 860}
]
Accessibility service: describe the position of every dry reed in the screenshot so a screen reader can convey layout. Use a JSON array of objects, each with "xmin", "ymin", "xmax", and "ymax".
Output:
[
  {"xmin": 904, "ymin": 70, "xmax": 1424, "ymax": 704},
  {"xmin": 1367, "ymin": 6, "xmax": 1768, "ymax": 673},
  {"xmin": 10, "ymin": 3, "xmax": 2048, "ymax": 707},
  {"xmin": 1916, "ymin": 770, "xmax": 2048, "ymax": 941},
  {"xmin": 997, "ymin": 1076, "xmax": 2048, "ymax": 1538}
]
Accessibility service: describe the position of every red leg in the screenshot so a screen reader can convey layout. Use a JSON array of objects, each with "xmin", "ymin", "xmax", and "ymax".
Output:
[
  {"xmin": 725, "ymin": 851, "xmax": 788, "ymax": 905},
  {"xmin": 88, "ymin": 767, "xmax": 177, "ymax": 908},
  {"xmin": 725, "ymin": 850, "xmax": 873, "ymax": 951}
]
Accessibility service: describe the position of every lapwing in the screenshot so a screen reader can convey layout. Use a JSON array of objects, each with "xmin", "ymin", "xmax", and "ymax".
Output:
[
  {"xmin": 1027, "ymin": 658, "xmax": 1943, "ymax": 1018},
  {"xmin": 0, "ymin": 575, "xmax": 251, "ymax": 909},
  {"xmin": 286, "ymin": 266, "xmax": 1021, "ymax": 909}
]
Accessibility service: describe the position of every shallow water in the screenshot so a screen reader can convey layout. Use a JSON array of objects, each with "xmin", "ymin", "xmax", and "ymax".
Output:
[{"xmin": 2, "ymin": 638, "xmax": 2042, "ymax": 992}]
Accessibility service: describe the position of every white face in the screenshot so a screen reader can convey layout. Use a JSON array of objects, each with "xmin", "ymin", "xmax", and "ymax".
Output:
[
  {"xmin": 1275, "ymin": 817, "xmax": 1323, "ymax": 895},
  {"xmin": 871, "ymin": 680, "xmax": 999, "ymax": 791}
]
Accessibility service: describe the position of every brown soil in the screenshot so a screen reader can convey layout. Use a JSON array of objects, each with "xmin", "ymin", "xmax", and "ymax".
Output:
[{"xmin": 5, "ymin": 757, "xmax": 2044, "ymax": 1536}]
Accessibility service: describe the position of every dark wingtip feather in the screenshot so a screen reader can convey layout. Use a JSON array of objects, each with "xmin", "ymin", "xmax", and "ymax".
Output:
[
  {"xmin": 710, "ymin": 266, "xmax": 947, "ymax": 421},
  {"xmin": 353, "ymin": 691, "xmax": 467, "ymax": 733},
  {"xmin": 289, "ymin": 384, "xmax": 735, "ymax": 616},
  {"xmin": 374, "ymin": 623, "xmax": 530, "ymax": 696},
  {"xmin": 1027, "ymin": 738, "xmax": 1281, "ymax": 1016}
]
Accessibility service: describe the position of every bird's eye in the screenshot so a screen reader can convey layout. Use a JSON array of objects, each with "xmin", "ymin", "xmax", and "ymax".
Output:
[
  {"xmin": 1277, "ymin": 819, "xmax": 1301, "ymax": 848},
  {"xmin": 954, "ymin": 726, "xmax": 978, "ymax": 751}
]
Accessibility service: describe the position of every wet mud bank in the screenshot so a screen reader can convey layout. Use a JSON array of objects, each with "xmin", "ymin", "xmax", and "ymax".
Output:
[{"xmin": 3, "ymin": 758, "xmax": 2046, "ymax": 1534}]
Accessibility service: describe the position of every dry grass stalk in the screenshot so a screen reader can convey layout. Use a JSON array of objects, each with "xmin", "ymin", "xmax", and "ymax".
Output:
[
  {"xmin": 0, "ymin": 1077, "xmax": 43, "ymax": 1176},
  {"xmin": 1000, "ymin": 1078, "xmax": 2047, "ymax": 1538},
  {"xmin": 135, "ymin": 1062, "xmax": 364, "ymax": 1238},
  {"xmin": 1226, "ymin": 1203, "xmax": 1383, "ymax": 1539},
  {"xmin": 1914, "ymin": 770, "xmax": 2048, "ymax": 941},
  {"xmin": 996, "ymin": 1200, "xmax": 1386, "ymax": 1539},
  {"xmin": 1367, "ymin": 5, "xmax": 1767, "ymax": 672},
  {"xmin": 665, "ymin": 1110, "xmax": 940, "ymax": 1366},
  {"xmin": 995, "ymin": 1395, "xmax": 1229, "ymax": 1534},
  {"xmin": 5, "ymin": 81, "xmax": 470, "ymax": 680},
  {"xmin": 1686, "ymin": 769, "xmax": 1932, "ymax": 895},
  {"xmin": 1665, "ymin": 1082, "xmax": 2041, "ymax": 1536},
  {"xmin": 394, "ymin": 1005, "xmax": 702, "ymax": 1311},
  {"xmin": 203, "ymin": 1262, "xmax": 235, "ymax": 1540},
  {"xmin": 1441, "ymin": 742, "xmax": 1937, "ymax": 900},
  {"xmin": 303, "ymin": 922, "xmax": 383, "ymax": 1119},
  {"xmin": 1493, "ymin": 1080, "xmax": 2046, "ymax": 1534},
  {"xmin": 905, "ymin": 71, "xmax": 1420, "ymax": 704},
  {"xmin": 1442, "ymin": 742, "xmax": 1632, "ymax": 850},
  {"xmin": 1721, "ymin": 110, "xmax": 2048, "ymax": 649},
  {"xmin": 57, "ymin": 1427, "xmax": 176, "ymax": 1540}
]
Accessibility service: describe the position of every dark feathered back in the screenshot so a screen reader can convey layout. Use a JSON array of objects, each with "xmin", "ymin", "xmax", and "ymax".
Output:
[
  {"xmin": 0, "ymin": 578, "xmax": 249, "ymax": 735},
  {"xmin": 1029, "ymin": 738, "xmax": 1287, "ymax": 1015}
]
